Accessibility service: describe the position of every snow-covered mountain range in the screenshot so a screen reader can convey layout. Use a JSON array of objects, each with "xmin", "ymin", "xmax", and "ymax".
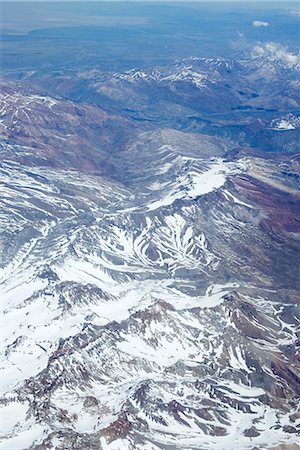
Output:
[{"xmin": 0, "ymin": 49, "xmax": 300, "ymax": 450}]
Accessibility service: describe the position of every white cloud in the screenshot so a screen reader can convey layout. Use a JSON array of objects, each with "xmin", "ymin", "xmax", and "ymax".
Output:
[
  {"xmin": 252, "ymin": 42, "xmax": 300, "ymax": 68},
  {"xmin": 290, "ymin": 10, "xmax": 300, "ymax": 17},
  {"xmin": 252, "ymin": 20, "xmax": 269, "ymax": 27}
]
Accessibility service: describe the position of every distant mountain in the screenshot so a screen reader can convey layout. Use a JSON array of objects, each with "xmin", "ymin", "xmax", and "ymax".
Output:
[{"xmin": 23, "ymin": 53, "xmax": 299, "ymax": 118}]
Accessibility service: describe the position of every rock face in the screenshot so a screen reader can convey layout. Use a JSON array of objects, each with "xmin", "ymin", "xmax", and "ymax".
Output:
[{"xmin": 0, "ymin": 49, "xmax": 300, "ymax": 450}]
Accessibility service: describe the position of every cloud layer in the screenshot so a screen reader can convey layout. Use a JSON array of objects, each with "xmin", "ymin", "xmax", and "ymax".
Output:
[{"xmin": 252, "ymin": 42, "xmax": 300, "ymax": 68}]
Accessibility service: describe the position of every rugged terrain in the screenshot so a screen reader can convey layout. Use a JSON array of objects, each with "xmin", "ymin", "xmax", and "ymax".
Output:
[{"xmin": 0, "ymin": 34, "xmax": 300, "ymax": 450}]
